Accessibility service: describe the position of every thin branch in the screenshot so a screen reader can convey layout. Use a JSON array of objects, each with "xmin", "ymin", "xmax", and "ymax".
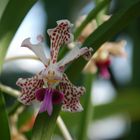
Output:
[
  {"xmin": 5, "ymin": 55, "xmax": 40, "ymax": 63},
  {"xmin": 0, "ymin": 83, "xmax": 20, "ymax": 97},
  {"xmin": 57, "ymin": 116, "xmax": 73, "ymax": 140}
]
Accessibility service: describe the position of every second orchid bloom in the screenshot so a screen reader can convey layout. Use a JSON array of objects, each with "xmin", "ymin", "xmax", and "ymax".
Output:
[{"xmin": 75, "ymin": 15, "xmax": 127, "ymax": 78}]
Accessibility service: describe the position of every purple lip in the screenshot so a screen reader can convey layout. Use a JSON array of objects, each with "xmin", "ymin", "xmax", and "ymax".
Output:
[
  {"xmin": 35, "ymin": 88, "xmax": 64, "ymax": 115},
  {"xmin": 96, "ymin": 59, "xmax": 111, "ymax": 79}
]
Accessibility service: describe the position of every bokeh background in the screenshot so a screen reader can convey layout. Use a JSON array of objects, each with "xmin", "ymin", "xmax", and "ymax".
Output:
[{"xmin": 0, "ymin": 0, "xmax": 140, "ymax": 140}]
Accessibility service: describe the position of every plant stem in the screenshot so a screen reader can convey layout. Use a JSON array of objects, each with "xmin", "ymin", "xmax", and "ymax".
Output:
[
  {"xmin": 0, "ymin": 83, "xmax": 20, "ymax": 97},
  {"xmin": 77, "ymin": 74, "xmax": 94, "ymax": 140},
  {"xmin": 5, "ymin": 55, "xmax": 39, "ymax": 63},
  {"xmin": 57, "ymin": 116, "xmax": 73, "ymax": 140},
  {"xmin": 77, "ymin": 1, "xmax": 110, "ymax": 139},
  {"xmin": 0, "ymin": 83, "xmax": 22, "ymax": 115}
]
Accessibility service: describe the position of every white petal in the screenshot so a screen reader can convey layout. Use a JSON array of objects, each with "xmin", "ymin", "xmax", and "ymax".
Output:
[
  {"xmin": 57, "ymin": 45, "xmax": 93, "ymax": 67},
  {"xmin": 21, "ymin": 35, "xmax": 49, "ymax": 66}
]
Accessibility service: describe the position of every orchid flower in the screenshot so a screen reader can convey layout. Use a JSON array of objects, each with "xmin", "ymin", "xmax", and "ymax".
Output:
[
  {"xmin": 84, "ymin": 40, "xmax": 127, "ymax": 78},
  {"xmin": 16, "ymin": 20, "xmax": 93, "ymax": 116},
  {"xmin": 70, "ymin": 15, "xmax": 127, "ymax": 79},
  {"xmin": 87, "ymin": 40, "xmax": 127, "ymax": 78}
]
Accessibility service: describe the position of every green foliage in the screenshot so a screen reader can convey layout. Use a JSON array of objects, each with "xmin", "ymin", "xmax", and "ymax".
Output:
[
  {"xmin": 77, "ymin": 74, "xmax": 94, "ymax": 140},
  {"xmin": 94, "ymin": 89, "xmax": 140, "ymax": 121},
  {"xmin": 74, "ymin": 0, "xmax": 111, "ymax": 39},
  {"xmin": 83, "ymin": 0, "xmax": 140, "ymax": 51},
  {"xmin": 31, "ymin": 105, "xmax": 61, "ymax": 140},
  {"xmin": 0, "ymin": 0, "xmax": 37, "ymax": 72},
  {"xmin": 0, "ymin": 92, "xmax": 10, "ymax": 140},
  {"xmin": 0, "ymin": 0, "xmax": 9, "ymax": 18},
  {"xmin": 66, "ymin": 0, "xmax": 140, "ymax": 82},
  {"xmin": 0, "ymin": 0, "xmax": 140, "ymax": 139}
]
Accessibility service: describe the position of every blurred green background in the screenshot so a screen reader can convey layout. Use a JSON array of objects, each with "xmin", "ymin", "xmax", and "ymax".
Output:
[{"xmin": 0, "ymin": 0, "xmax": 140, "ymax": 140}]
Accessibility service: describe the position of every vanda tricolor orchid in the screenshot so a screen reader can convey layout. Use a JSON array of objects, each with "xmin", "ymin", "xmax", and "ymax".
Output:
[{"xmin": 16, "ymin": 20, "xmax": 92, "ymax": 116}]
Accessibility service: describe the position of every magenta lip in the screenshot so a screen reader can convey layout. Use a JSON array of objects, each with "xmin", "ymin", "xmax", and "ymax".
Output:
[
  {"xmin": 95, "ymin": 59, "xmax": 111, "ymax": 79},
  {"xmin": 35, "ymin": 88, "xmax": 64, "ymax": 115},
  {"xmin": 35, "ymin": 88, "xmax": 46, "ymax": 101},
  {"xmin": 52, "ymin": 90, "xmax": 64, "ymax": 104}
]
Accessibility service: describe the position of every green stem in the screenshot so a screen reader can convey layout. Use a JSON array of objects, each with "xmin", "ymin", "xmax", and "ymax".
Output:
[
  {"xmin": 0, "ymin": 83, "xmax": 23, "ymax": 115},
  {"xmin": 77, "ymin": 74, "xmax": 94, "ymax": 140},
  {"xmin": 77, "ymin": 1, "xmax": 109, "ymax": 138}
]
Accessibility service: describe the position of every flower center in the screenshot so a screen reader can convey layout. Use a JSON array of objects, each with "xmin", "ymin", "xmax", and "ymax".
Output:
[{"xmin": 45, "ymin": 70, "xmax": 61, "ymax": 85}]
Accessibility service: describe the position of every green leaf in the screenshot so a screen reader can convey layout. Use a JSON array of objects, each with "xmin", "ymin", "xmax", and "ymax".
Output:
[
  {"xmin": 0, "ymin": 92, "xmax": 10, "ymax": 140},
  {"xmin": 59, "ymin": 0, "xmax": 111, "ymax": 61},
  {"xmin": 83, "ymin": 0, "xmax": 140, "ymax": 51},
  {"xmin": 74, "ymin": 0, "xmax": 111, "ymax": 39},
  {"xmin": 94, "ymin": 89, "xmax": 140, "ymax": 121},
  {"xmin": 31, "ymin": 105, "xmax": 61, "ymax": 140},
  {"xmin": 18, "ymin": 107, "xmax": 34, "ymax": 129},
  {"xmin": 0, "ymin": 0, "xmax": 9, "ymax": 18},
  {"xmin": 61, "ymin": 89, "xmax": 140, "ymax": 133},
  {"xmin": 66, "ymin": 0, "xmax": 140, "ymax": 82},
  {"xmin": 0, "ymin": 0, "xmax": 37, "ymax": 72},
  {"xmin": 8, "ymin": 101, "xmax": 22, "ymax": 116}
]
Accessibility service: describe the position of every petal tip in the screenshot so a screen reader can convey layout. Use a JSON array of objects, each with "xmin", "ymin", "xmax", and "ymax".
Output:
[{"xmin": 21, "ymin": 38, "xmax": 31, "ymax": 48}]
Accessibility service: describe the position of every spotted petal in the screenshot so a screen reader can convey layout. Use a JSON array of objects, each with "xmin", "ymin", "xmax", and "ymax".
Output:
[
  {"xmin": 57, "ymin": 46, "xmax": 93, "ymax": 68},
  {"xmin": 21, "ymin": 35, "xmax": 50, "ymax": 66},
  {"xmin": 16, "ymin": 72, "xmax": 44, "ymax": 105},
  {"xmin": 47, "ymin": 20, "xmax": 73, "ymax": 64},
  {"xmin": 58, "ymin": 73, "xmax": 85, "ymax": 112}
]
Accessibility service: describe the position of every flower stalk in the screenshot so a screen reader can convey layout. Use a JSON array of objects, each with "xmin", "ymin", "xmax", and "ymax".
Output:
[
  {"xmin": 0, "ymin": 83, "xmax": 20, "ymax": 97},
  {"xmin": 57, "ymin": 116, "xmax": 73, "ymax": 140},
  {"xmin": 5, "ymin": 55, "xmax": 39, "ymax": 63},
  {"xmin": 77, "ymin": 74, "xmax": 94, "ymax": 140}
]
